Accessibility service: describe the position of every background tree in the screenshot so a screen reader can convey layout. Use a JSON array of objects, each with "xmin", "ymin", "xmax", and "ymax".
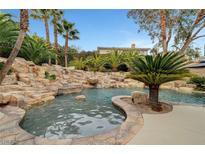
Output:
[
  {"xmin": 58, "ymin": 45, "xmax": 78, "ymax": 66},
  {"xmin": 174, "ymin": 9, "xmax": 205, "ymax": 53},
  {"xmin": 31, "ymin": 9, "xmax": 52, "ymax": 64},
  {"xmin": 185, "ymin": 46, "xmax": 201, "ymax": 61},
  {"xmin": 0, "ymin": 9, "xmax": 29, "ymax": 84},
  {"xmin": 129, "ymin": 52, "xmax": 190, "ymax": 111},
  {"xmin": 160, "ymin": 10, "xmax": 167, "ymax": 53},
  {"xmin": 51, "ymin": 9, "xmax": 64, "ymax": 65},
  {"xmin": 58, "ymin": 20, "xmax": 79, "ymax": 67},
  {"xmin": 128, "ymin": 9, "xmax": 205, "ymax": 53}
]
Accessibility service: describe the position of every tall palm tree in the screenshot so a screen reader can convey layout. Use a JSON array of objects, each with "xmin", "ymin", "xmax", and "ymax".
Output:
[
  {"xmin": 51, "ymin": 9, "xmax": 64, "ymax": 65},
  {"xmin": 0, "ymin": 9, "xmax": 29, "ymax": 84},
  {"xmin": 30, "ymin": 9, "xmax": 52, "ymax": 64},
  {"xmin": 58, "ymin": 20, "xmax": 79, "ymax": 67},
  {"xmin": 129, "ymin": 52, "xmax": 190, "ymax": 111}
]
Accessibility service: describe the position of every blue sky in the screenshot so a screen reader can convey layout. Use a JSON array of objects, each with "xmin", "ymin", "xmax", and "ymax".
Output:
[{"xmin": 1, "ymin": 9, "xmax": 205, "ymax": 54}]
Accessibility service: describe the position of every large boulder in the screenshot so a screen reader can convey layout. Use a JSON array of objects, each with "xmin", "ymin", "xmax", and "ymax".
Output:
[
  {"xmin": 87, "ymin": 77, "xmax": 98, "ymax": 86},
  {"xmin": 9, "ymin": 94, "xmax": 25, "ymax": 106},
  {"xmin": 111, "ymin": 76, "xmax": 124, "ymax": 82},
  {"xmin": 12, "ymin": 58, "xmax": 30, "ymax": 73},
  {"xmin": 75, "ymin": 95, "xmax": 86, "ymax": 101},
  {"xmin": 131, "ymin": 91, "xmax": 148, "ymax": 105},
  {"xmin": 0, "ymin": 93, "xmax": 11, "ymax": 105},
  {"xmin": 178, "ymin": 87, "xmax": 194, "ymax": 94},
  {"xmin": 1, "ymin": 74, "xmax": 17, "ymax": 85}
]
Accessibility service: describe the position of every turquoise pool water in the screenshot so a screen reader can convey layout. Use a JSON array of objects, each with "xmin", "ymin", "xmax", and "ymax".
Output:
[{"xmin": 21, "ymin": 88, "xmax": 205, "ymax": 139}]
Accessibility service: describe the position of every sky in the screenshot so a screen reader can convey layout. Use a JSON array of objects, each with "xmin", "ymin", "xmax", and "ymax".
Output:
[{"xmin": 1, "ymin": 9, "xmax": 205, "ymax": 54}]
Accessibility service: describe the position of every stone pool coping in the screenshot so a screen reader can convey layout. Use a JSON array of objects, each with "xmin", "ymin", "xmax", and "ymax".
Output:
[{"xmin": 0, "ymin": 95, "xmax": 144, "ymax": 145}]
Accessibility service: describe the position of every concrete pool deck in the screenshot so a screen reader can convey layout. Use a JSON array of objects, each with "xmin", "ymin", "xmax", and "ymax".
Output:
[{"xmin": 128, "ymin": 105, "xmax": 205, "ymax": 145}]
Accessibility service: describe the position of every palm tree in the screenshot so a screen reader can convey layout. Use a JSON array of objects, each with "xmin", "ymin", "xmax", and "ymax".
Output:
[
  {"xmin": 30, "ymin": 9, "xmax": 52, "ymax": 64},
  {"xmin": 86, "ymin": 53, "xmax": 105, "ymax": 72},
  {"xmin": 70, "ymin": 57, "xmax": 87, "ymax": 70},
  {"xmin": 20, "ymin": 35, "xmax": 56, "ymax": 64},
  {"xmin": 0, "ymin": 9, "xmax": 29, "ymax": 84},
  {"xmin": 106, "ymin": 50, "xmax": 125, "ymax": 72},
  {"xmin": 123, "ymin": 50, "xmax": 140, "ymax": 69},
  {"xmin": 0, "ymin": 13, "xmax": 19, "ymax": 43},
  {"xmin": 58, "ymin": 20, "xmax": 79, "ymax": 67},
  {"xmin": 0, "ymin": 13, "xmax": 19, "ymax": 57},
  {"xmin": 51, "ymin": 9, "xmax": 64, "ymax": 65},
  {"xmin": 129, "ymin": 52, "xmax": 190, "ymax": 111}
]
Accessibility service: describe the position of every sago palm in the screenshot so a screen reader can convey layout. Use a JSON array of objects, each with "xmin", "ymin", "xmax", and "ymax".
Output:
[
  {"xmin": 70, "ymin": 57, "xmax": 87, "ymax": 70},
  {"xmin": 130, "ymin": 52, "xmax": 190, "ymax": 111},
  {"xmin": 106, "ymin": 50, "xmax": 125, "ymax": 72},
  {"xmin": 58, "ymin": 20, "xmax": 79, "ymax": 67},
  {"xmin": 123, "ymin": 50, "xmax": 140, "ymax": 69},
  {"xmin": 86, "ymin": 53, "xmax": 105, "ymax": 72},
  {"xmin": 20, "ymin": 35, "xmax": 56, "ymax": 64}
]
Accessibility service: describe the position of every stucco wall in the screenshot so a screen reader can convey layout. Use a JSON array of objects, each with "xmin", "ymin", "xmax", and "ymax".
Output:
[{"xmin": 189, "ymin": 68, "xmax": 205, "ymax": 76}]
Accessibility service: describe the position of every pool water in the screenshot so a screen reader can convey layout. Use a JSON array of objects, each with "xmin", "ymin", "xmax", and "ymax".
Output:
[{"xmin": 21, "ymin": 88, "xmax": 205, "ymax": 139}]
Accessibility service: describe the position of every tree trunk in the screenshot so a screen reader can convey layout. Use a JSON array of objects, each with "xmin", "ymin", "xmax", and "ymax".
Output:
[
  {"xmin": 149, "ymin": 84, "xmax": 162, "ymax": 112},
  {"xmin": 0, "ymin": 9, "xmax": 28, "ymax": 85},
  {"xmin": 64, "ymin": 31, "xmax": 69, "ymax": 67},
  {"xmin": 180, "ymin": 38, "xmax": 192, "ymax": 53},
  {"xmin": 44, "ymin": 17, "xmax": 51, "ymax": 65},
  {"xmin": 112, "ymin": 67, "xmax": 118, "ymax": 72},
  {"xmin": 160, "ymin": 10, "xmax": 167, "ymax": 53},
  {"xmin": 53, "ymin": 19, "xmax": 58, "ymax": 65}
]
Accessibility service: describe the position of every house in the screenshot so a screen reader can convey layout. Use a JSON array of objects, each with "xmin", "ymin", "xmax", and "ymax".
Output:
[
  {"xmin": 97, "ymin": 43, "xmax": 150, "ymax": 55},
  {"xmin": 187, "ymin": 58, "xmax": 205, "ymax": 76}
]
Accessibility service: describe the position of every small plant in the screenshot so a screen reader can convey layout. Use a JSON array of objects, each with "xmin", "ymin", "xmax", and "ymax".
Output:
[
  {"xmin": 188, "ymin": 76, "xmax": 205, "ymax": 91},
  {"xmin": 45, "ymin": 71, "xmax": 50, "ymax": 79},
  {"xmin": 49, "ymin": 74, "xmax": 56, "ymax": 80},
  {"xmin": 44, "ymin": 71, "xmax": 56, "ymax": 81}
]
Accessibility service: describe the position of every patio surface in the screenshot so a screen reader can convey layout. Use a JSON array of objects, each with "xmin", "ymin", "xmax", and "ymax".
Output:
[{"xmin": 128, "ymin": 105, "xmax": 205, "ymax": 144}]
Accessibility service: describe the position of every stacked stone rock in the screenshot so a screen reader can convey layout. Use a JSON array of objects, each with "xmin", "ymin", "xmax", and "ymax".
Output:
[{"xmin": 0, "ymin": 57, "xmax": 197, "ymax": 109}]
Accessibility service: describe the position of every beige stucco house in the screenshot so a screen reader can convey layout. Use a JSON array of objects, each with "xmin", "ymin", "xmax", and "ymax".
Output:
[{"xmin": 97, "ymin": 44, "xmax": 150, "ymax": 55}]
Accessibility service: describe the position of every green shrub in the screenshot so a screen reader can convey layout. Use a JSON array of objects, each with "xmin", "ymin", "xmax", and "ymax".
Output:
[
  {"xmin": 188, "ymin": 76, "xmax": 205, "ymax": 91},
  {"xmin": 44, "ymin": 71, "xmax": 56, "ymax": 81},
  {"xmin": 0, "ymin": 62, "xmax": 12, "ymax": 75}
]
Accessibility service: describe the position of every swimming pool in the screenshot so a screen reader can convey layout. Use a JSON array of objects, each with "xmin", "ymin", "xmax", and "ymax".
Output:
[{"xmin": 20, "ymin": 88, "xmax": 205, "ymax": 139}]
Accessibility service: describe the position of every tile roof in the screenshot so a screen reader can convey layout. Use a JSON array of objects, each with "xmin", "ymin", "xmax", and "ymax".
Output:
[{"xmin": 97, "ymin": 47, "xmax": 150, "ymax": 52}]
